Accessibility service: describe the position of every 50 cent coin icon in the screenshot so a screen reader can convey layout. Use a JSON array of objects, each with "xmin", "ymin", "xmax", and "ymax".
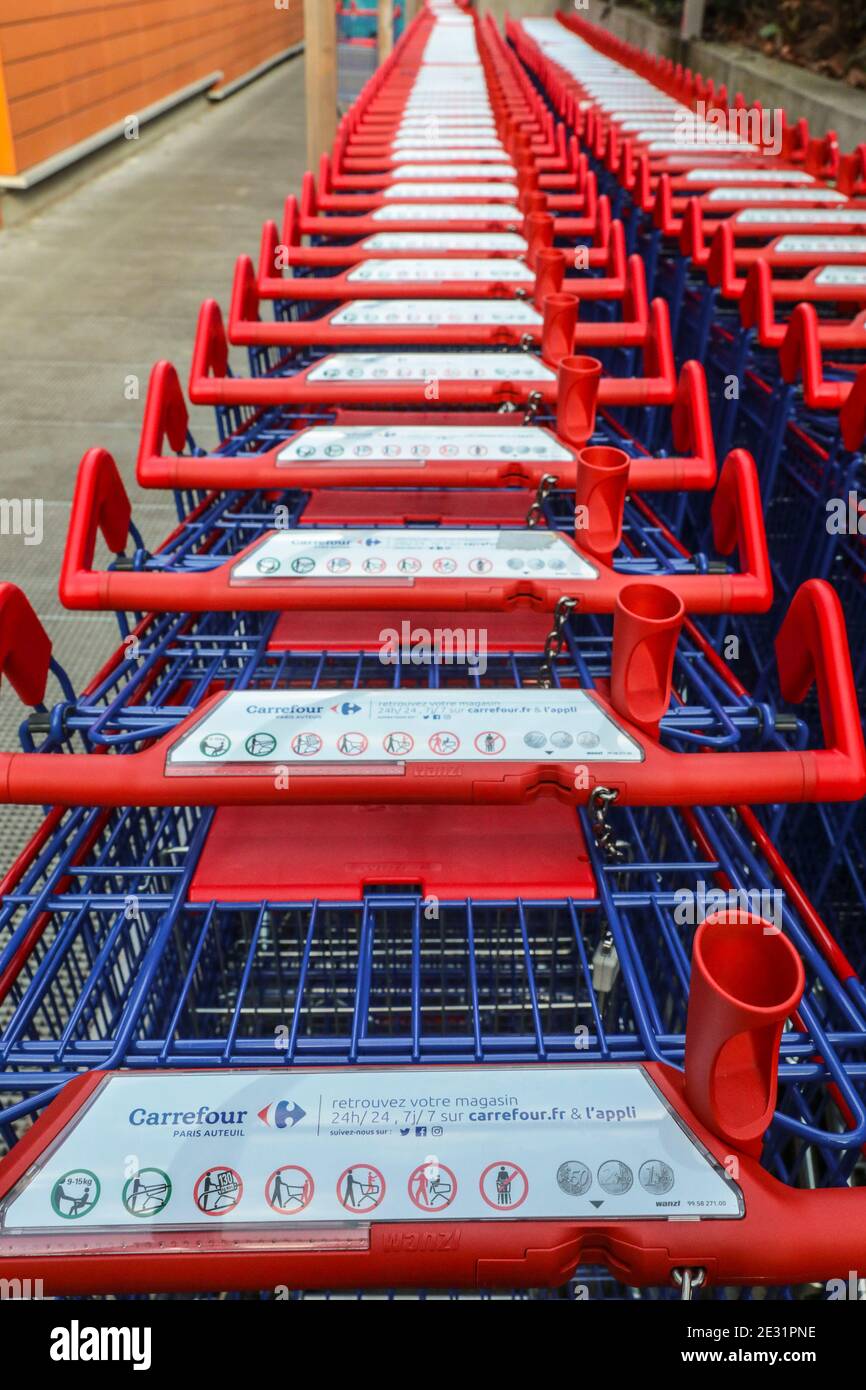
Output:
[{"xmin": 556, "ymin": 1160, "xmax": 592, "ymax": 1197}]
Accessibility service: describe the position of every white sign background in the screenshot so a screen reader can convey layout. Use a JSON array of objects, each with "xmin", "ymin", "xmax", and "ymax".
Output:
[{"xmin": 1, "ymin": 1067, "xmax": 742, "ymax": 1232}]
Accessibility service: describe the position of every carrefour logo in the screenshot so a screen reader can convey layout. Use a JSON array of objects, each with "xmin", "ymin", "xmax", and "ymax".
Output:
[
  {"xmin": 258, "ymin": 1100, "xmax": 306, "ymax": 1130},
  {"xmin": 129, "ymin": 1104, "xmax": 249, "ymax": 1128},
  {"xmin": 246, "ymin": 705, "xmax": 322, "ymax": 716}
]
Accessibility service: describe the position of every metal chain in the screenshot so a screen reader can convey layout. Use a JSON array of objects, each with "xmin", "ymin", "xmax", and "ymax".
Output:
[
  {"xmin": 588, "ymin": 786, "xmax": 625, "ymax": 859},
  {"xmin": 526, "ymin": 473, "xmax": 558, "ymax": 528},
  {"xmin": 523, "ymin": 389, "xmax": 543, "ymax": 423},
  {"xmin": 673, "ymin": 1268, "xmax": 706, "ymax": 1301},
  {"xmin": 539, "ymin": 596, "xmax": 578, "ymax": 686}
]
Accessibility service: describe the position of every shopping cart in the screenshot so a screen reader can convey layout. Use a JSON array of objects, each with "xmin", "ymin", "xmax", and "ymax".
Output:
[
  {"xmin": 59, "ymin": 437, "xmax": 770, "ymax": 616},
  {"xmin": 187, "ymin": 300, "xmax": 678, "ymax": 420},
  {"xmin": 230, "ymin": 245, "xmax": 662, "ymax": 373},
  {"xmin": 252, "ymin": 188, "xmax": 621, "ymax": 301},
  {"xmin": 1, "ymin": 776, "xmax": 865, "ymax": 1292},
  {"xmin": 135, "ymin": 357, "xmax": 718, "ymax": 503},
  {"xmin": 1, "ymin": 0, "xmax": 864, "ymax": 1305},
  {"xmin": 0, "ymin": 573, "xmax": 861, "ymax": 810}
]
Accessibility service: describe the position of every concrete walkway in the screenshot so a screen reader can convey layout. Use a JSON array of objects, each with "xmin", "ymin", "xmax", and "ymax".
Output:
[{"xmin": 0, "ymin": 56, "xmax": 307, "ymax": 855}]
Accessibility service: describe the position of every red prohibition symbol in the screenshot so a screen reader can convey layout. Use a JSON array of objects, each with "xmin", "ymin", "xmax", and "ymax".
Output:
[
  {"xmin": 193, "ymin": 1166, "xmax": 244, "ymax": 1217},
  {"xmin": 337, "ymin": 1164, "xmax": 386, "ymax": 1214},
  {"xmin": 479, "ymin": 1161, "xmax": 529, "ymax": 1211},
  {"xmin": 266, "ymin": 1165, "xmax": 315, "ymax": 1215},
  {"xmin": 408, "ymin": 1160, "xmax": 457, "ymax": 1212}
]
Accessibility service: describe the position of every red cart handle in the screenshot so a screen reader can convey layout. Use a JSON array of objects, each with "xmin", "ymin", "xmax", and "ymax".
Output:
[
  {"xmin": 706, "ymin": 221, "xmax": 742, "ymax": 299},
  {"xmin": 2, "ymin": 580, "xmax": 862, "ymax": 807},
  {"xmin": 190, "ymin": 299, "xmax": 230, "ymax": 392},
  {"xmin": 0, "ymin": 1085, "xmax": 864, "ymax": 1292},
  {"xmin": 61, "ymin": 446, "xmax": 769, "ymax": 615},
  {"xmin": 59, "ymin": 449, "xmax": 135, "ymax": 609},
  {"xmin": 839, "ymin": 365, "xmax": 866, "ymax": 452},
  {"xmin": 779, "ymin": 302, "xmax": 848, "ymax": 409},
  {"xmin": 135, "ymin": 357, "xmax": 716, "ymax": 494},
  {"xmin": 837, "ymin": 143, "xmax": 866, "ymax": 197},
  {"xmin": 0, "ymin": 584, "xmax": 52, "ymax": 707},
  {"xmin": 775, "ymin": 579, "xmax": 866, "ymax": 796},
  {"xmin": 737, "ymin": 258, "xmax": 778, "ymax": 345},
  {"xmin": 188, "ymin": 300, "xmax": 678, "ymax": 410}
]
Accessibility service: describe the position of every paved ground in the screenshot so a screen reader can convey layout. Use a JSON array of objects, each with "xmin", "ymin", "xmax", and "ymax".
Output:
[{"xmin": 0, "ymin": 57, "xmax": 308, "ymax": 857}]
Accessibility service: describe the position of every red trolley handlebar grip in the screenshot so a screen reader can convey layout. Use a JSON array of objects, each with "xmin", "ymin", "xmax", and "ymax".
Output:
[
  {"xmin": 59, "ymin": 450, "xmax": 133, "ymax": 609},
  {"xmin": 135, "ymin": 357, "xmax": 716, "ymax": 495},
  {"xmin": 138, "ymin": 361, "xmax": 189, "ymax": 466},
  {"xmin": 706, "ymin": 448, "xmax": 772, "ymax": 611},
  {"xmin": 63, "ymin": 450, "xmax": 770, "ymax": 615},
  {"xmin": 0, "ymin": 602, "xmax": 863, "ymax": 805},
  {"xmin": 839, "ymin": 364, "xmax": 866, "ymax": 453},
  {"xmin": 0, "ymin": 585, "xmax": 52, "ymax": 707},
  {"xmin": 775, "ymin": 579, "xmax": 866, "ymax": 798}
]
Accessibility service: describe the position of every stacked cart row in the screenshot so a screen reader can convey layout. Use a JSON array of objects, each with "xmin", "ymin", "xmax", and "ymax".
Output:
[{"xmin": 0, "ymin": 0, "xmax": 864, "ymax": 1300}]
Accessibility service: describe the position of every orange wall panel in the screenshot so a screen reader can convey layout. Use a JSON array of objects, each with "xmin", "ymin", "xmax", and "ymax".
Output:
[{"xmin": 0, "ymin": 0, "xmax": 304, "ymax": 177}]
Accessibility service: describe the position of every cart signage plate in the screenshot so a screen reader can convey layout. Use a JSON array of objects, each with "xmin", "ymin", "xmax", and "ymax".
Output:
[
  {"xmin": 813, "ymin": 265, "xmax": 866, "ymax": 286},
  {"xmin": 403, "ymin": 100, "xmax": 492, "ymax": 110},
  {"xmin": 737, "ymin": 209, "xmax": 866, "ymax": 226},
  {"xmin": 775, "ymin": 235, "xmax": 866, "ymax": 253},
  {"xmin": 705, "ymin": 188, "xmax": 845, "ymax": 204},
  {"xmin": 231, "ymin": 528, "xmax": 596, "ymax": 583},
  {"xmin": 348, "ymin": 258, "xmax": 533, "ymax": 282},
  {"xmin": 329, "ymin": 298, "xmax": 542, "ymax": 326},
  {"xmin": 646, "ymin": 140, "xmax": 757, "ymax": 152},
  {"xmin": 684, "ymin": 168, "xmax": 814, "ymax": 183},
  {"xmin": 392, "ymin": 164, "xmax": 516, "ymax": 179},
  {"xmin": 360, "ymin": 232, "xmax": 527, "ymax": 251},
  {"xmin": 166, "ymin": 689, "xmax": 644, "ymax": 767},
  {"xmin": 392, "ymin": 143, "xmax": 506, "ymax": 156},
  {"xmin": 383, "ymin": 182, "xmax": 519, "ymax": 200},
  {"xmin": 0, "ymin": 1066, "xmax": 741, "ymax": 1235},
  {"xmin": 371, "ymin": 204, "xmax": 520, "ymax": 222},
  {"xmin": 396, "ymin": 126, "xmax": 498, "ymax": 139},
  {"xmin": 305, "ymin": 351, "xmax": 555, "ymax": 383},
  {"xmin": 277, "ymin": 424, "xmax": 571, "ymax": 465}
]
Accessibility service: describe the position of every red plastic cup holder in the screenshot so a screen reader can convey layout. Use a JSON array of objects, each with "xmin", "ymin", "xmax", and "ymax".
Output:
[
  {"xmin": 574, "ymin": 445, "xmax": 630, "ymax": 563},
  {"xmin": 525, "ymin": 211, "xmax": 554, "ymax": 268},
  {"xmin": 523, "ymin": 191, "xmax": 547, "ymax": 216},
  {"xmin": 611, "ymin": 582, "xmax": 684, "ymax": 734},
  {"xmin": 542, "ymin": 292, "xmax": 579, "ymax": 366},
  {"xmin": 685, "ymin": 913, "xmax": 806, "ymax": 1156},
  {"xmin": 534, "ymin": 248, "xmax": 567, "ymax": 308},
  {"xmin": 517, "ymin": 162, "xmax": 540, "ymax": 194},
  {"xmin": 556, "ymin": 354, "xmax": 602, "ymax": 447}
]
